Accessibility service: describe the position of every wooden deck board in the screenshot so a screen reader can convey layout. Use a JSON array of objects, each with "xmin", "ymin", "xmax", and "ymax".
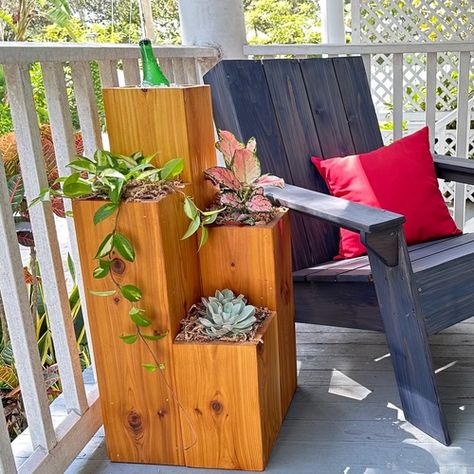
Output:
[{"xmin": 66, "ymin": 320, "xmax": 474, "ymax": 473}]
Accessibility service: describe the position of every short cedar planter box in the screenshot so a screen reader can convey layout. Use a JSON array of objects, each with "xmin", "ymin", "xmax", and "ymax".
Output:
[
  {"xmin": 173, "ymin": 312, "xmax": 281, "ymax": 471},
  {"xmin": 73, "ymin": 192, "xmax": 200, "ymax": 465},
  {"xmin": 198, "ymin": 210, "xmax": 297, "ymax": 417}
]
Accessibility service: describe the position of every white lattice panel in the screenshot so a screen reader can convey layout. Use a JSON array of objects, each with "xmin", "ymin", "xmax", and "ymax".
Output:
[{"xmin": 359, "ymin": 0, "xmax": 474, "ymax": 43}]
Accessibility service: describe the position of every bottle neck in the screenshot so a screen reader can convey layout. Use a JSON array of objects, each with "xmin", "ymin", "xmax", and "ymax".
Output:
[{"xmin": 140, "ymin": 43, "xmax": 156, "ymax": 64}]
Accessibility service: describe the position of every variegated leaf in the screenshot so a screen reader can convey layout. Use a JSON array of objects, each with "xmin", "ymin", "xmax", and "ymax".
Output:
[
  {"xmin": 255, "ymin": 174, "xmax": 285, "ymax": 188},
  {"xmin": 245, "ymin": 193, "xmax": 273, "ymax": 213},
  {"xmin": 232, "ymin": 148, "xmax": 261, "ymax": 184},
  {"xmin": 219, "ymin": 190, "xmax": 241, "ymax": 207},
  {"xmin": 204, "ymin": 167, "xmax": 241, "ymax": 191},
  {"xmin": 246, "ymin": 137, "xmax": 257, "ymax": 153},
  {"xmin": 215, "ymin": 130, "xmax": 244, "ymax": 167}
]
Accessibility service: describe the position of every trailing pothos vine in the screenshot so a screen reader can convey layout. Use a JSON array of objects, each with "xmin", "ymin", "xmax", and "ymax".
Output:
[{"xmin": 33, "ymin": 149, "xmax": 184, "ymax": 373}]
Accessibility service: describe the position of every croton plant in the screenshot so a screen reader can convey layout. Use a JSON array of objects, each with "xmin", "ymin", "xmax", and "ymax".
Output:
[{"xmin": 183, "ymin": 130, "xmax": 285, "ymax": 247}]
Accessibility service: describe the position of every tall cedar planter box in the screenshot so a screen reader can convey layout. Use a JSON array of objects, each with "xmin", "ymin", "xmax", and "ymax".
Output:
[
  {"xmin": 198, "ymin": 211, "xmax": 297, "ymax": 417},
  {"xmin": 102, "ymin": 85, "xmax": 216, "ymax": 209},
  {"xmin": 173, "ymin": 312, "xmax": 281, "ymax": 471},
  {"xmin": 73, "ymin": 192, "xmax": 200, "ymax": 465}
]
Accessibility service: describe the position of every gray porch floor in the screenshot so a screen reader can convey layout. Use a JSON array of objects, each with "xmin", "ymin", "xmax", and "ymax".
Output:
[{"xmin": 67, "ymin": 321, "xmax": 474, "ymax": 474}]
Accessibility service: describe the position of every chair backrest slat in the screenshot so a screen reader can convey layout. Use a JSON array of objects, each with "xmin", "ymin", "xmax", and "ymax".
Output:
[{"xmin": 204, "ymin": 57, "xmax": 383, "ymax": 269}]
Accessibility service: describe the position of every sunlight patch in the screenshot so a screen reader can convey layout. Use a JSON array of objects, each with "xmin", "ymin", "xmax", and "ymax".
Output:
[
  {"xmin": 434, "ymin": 360, "xmax": 457, "ymax": 374},
  {"xmin": 387, "ymin": 402, "xmax": 406, "ymax": 421},
  {"xmin": 328, "ymin": 369, "xmax": 372, "ymax": 400},
  {"xmin": 374, "ymin": 352, "xmax": 390, "ymax": 362}
]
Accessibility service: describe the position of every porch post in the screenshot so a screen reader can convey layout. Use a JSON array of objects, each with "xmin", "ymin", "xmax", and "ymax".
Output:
[
  {"xmin": 321, "ymin": 0, "xmax": 345, "ymax": 44},
  {"xmin": 177, "ymin": 0, "xmax": 247, "ymax": 58}
]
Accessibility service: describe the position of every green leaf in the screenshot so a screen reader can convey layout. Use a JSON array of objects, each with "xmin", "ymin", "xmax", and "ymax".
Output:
[
  {"xmin": 67, "ymin": 253, "xmax": 76, "ymax": 284},
  {"xmin": 181, "ymin": 215, "xmax": 200, "ymax": 240},
  {"xmin": 142, "ymin": 332, "xmax": 168, "ymax": 341},
  {"xmin": 160, "ymin": 158, "xmax": 184, "ymax": 180},
  {"xmin": 120, "ymin": 334, "xmax": 138, "ymax": 344},
  {"xmin": 93, "ymin": 260, "xmax": 111, "ymax": 279},
  {"xmin": 129, "ymin": 307, "xmax": 150, "ymax": 326},
  {"xmin": 109, "ymin": 180, "xmax": 124, "ymax": 204},
  {"xmin": 29, "ymin": 188, "xmax": 51, "ymax": 207},
  {"xmin": 121, "ymin": 285, "xmax": 142, "ymax": 302},
  {"xmin": 93, "ymin": 202, "xmax": 118, "ymax": 225},
  {"xmin": 202, "ymin": 208, "xmax": 225, "ymax": 216},
  {"xmin": 94, "ymin": 233, "xmax": 114, "ymax": 259},
  {"xmin": 202, "ymin": 213, "xmax": 218, "ymax": 225},
  {"xmin": 198, "ymin": 226, "xmax": 208, "ymax": 250},
  {"xmin": 135, "ymin": 169, "xmax": 160, "ymax": 181},
  {"xmin": 143, "ymin": 363, "xmax": 157, "ymax": 372},
  {"xmin": 65, "ymin": 210, "xmax": 74, "ymax": 217},
  {"xmin": 90, "ymin": 289, "xmax": 116, "ymax": 297},
  {"xmin": 183, "ymin": 196, "xmax": 198, "ymax": 219},
  {"xmin": 67, "ymin": 158, "xmax": 96, "ymax": 173},
  {"xmin": 113, "ymin": 233, "xmax": 135, "ymax": 262},
  {"xmin": 63, "ymin": 172, "xmax": 92, "ymax": 197},
  {"xmin": 100, "ymin": 168, "xmax": 126, "ymax": 180}
]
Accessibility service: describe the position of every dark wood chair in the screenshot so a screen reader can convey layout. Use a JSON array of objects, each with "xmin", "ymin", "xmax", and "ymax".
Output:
[{"xmin": 204, "ymin": 57, "xmax": 474, "ymax": 446}]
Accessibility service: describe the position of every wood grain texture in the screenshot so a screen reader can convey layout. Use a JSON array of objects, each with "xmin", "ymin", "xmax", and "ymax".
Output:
[
  {"xmin": 363, "ymin": 228, "xmax": 450, "ymax": 445},
  {"xmin": 72, "ymin": 193, "xmax": 201, "ymax": 465},
  {"xmin": 173, "ymin": 313, "xmax": 281, "ymax": 471},
  {"xmin": 198, "ymin": 212, "xmax": 297, "ymax": 418},
  {"xmin": 102, "ymin": 86, "xmax": 216, "ymax": 208}
]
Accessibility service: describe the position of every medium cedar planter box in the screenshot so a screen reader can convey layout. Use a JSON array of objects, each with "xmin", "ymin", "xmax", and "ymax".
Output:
[
  {"xmin": 173, "ymin": 312, "xmax": 281, "ymax": 471},
  {"xmin": 198, "ymin": 211, "xmax": 297, "ymax": 417},
  {"xmin": 102, "ymin": 85, "xmax": 216, "ymax": 209},
  {"xmin": 73, "ymin": 192, "xmax": 200, "ymax": 465}
]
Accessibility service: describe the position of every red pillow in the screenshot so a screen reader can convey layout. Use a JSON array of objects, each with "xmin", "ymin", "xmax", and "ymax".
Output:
[{"xmin": 312, "ymin": 127, "xmax": 461, "ymax": 259}]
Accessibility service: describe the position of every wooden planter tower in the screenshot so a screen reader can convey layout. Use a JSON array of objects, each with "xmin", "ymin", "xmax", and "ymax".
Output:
[{"xmin": 74, "ymin": 85, "xmax": 296, "ymax": 469}]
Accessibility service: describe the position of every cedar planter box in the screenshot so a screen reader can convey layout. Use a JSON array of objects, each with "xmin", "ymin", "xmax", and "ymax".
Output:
[
  {"xmin": 73, "ymin": 192, "xmax": 200, "ymax": 465},
  {"xmin": 173, "ymin": 312, "xmax": 281, "ymax": 471},
  {"xmin": 102, "ymin": 85, "xmax": 216, "ymax": 209},
  {"xmin": 198, "ymin": 211, "xmax": 297, "ymax": 417}
]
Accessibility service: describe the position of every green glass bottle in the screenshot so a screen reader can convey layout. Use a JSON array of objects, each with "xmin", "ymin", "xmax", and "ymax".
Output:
[{"xmin": 139, "ymin": 38, "xmax": 170, "ymax": 87}]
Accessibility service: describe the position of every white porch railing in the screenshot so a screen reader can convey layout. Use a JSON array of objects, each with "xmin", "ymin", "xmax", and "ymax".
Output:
[
  {"xmin": 244, "ymin": 42, "xmax": 474, "ymax": 227},
  {"xmin": 0, "ymin": 42, "xmax": 219, "ymax": 473}
]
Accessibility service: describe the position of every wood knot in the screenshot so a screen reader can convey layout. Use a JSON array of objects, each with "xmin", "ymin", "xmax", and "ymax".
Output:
[
  {"xmin": 127, "ymin": 410, "xmax": 142, "ymax": 434},
  {"xmin": 113, "ymin": 296, "xmax": 121, "ymax": 305},
  {"xmin": 111, "ymin": 258, "xmax": 126, "ymax": 274},
  {"xmin": 157, "ymin": 409, "xmax": 167, "ymax": 418},
  {"xmin": 230, "ymin": 262, "xmax": 236, "ymax": 268},
  {"xmin": 210, "ymin": 400, "xmax": 222, "ymax": 413},
  {"xmin": 194, "ymin": 407, "xmax": 203, "ymax": 416}
]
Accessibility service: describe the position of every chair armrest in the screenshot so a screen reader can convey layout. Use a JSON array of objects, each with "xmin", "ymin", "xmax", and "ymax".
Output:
[
  {"xmin": 265, "ymin": 184, "xmax": 405, "ymax": 234},
  {"xmin": 434, "ymin": 154, "xmax": 474, "ymax": 185}
]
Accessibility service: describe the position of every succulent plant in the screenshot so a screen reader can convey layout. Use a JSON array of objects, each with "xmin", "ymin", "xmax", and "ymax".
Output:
[{"xmin": 197, "ymin": 289, "xmax": 257, "ymax": 339}]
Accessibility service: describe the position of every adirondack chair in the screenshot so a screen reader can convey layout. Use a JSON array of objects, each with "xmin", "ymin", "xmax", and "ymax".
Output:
[{"xmin": 203, "ymin": 57, "xmax": 474, "ymax": 446}]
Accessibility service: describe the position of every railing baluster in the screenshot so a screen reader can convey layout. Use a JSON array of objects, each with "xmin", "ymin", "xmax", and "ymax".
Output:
[
  {"xmin": 41, "ymin": 60, "xmax": 97, "ymax": 384},
  {"xmin": 361, "ymin": 53, "xmax": 371, "ymax": 82},
  {"xmin": 0, "ymin": 154, "xmax": 56, "ymax": 451},
  {"xmin": 4, "ymin": 63, "xmax": 88, "ymax": 416},
  {"xmin": 0, "ymin": 402, "xmax": 17, "ymax": 473},
  {"xmin": 171, "ymin": 57, "xmax": 186, "ymax": 84},
  {"xmin": 159, "ymin": 57, "xmax": 174, "ymax": 83},
  {"xmin": 425, "ymin": 52, "xmax": 437, "ymax": 150},
  {"xmin": 183, "ymin": 57, "xmax": 198, "ymax": 84},
  {"xmin": 70, "ymin": 61, "xmax": 103, "ymax": 157},
  {"xmin": 97, "ymin": 59, "xmax": 119, "ymax": 88},
  {"xmin": 453, "ymin": 51, "xmax": 471, "ymax": 228},
  {"xmin": 392, "ymin": 53, "xmax": 404, "ymax": 141},
  {"xmin": 122, "ymin": 58, "xmax": 140, "ymax": 86}
]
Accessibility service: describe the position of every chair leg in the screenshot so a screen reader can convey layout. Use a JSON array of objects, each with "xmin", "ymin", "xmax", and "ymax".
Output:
[{"xmin": 364, "ymin": 229, "xmax": 450, "ymax": 445}]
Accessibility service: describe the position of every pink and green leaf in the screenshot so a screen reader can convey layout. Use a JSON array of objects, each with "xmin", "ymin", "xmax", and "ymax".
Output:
[
  {"xmin": 215, "ymin": 130, "xmax": 244, "ymax": 166},
  {"xmin": 245, "ymin": 193, "xmax": 273, "ymax": 213},
  {"xmin": 254, "ymin": 174, "xmax": 285, "ymax": 188},
  {"xmin": 219, "ymin": 190, "xmax": 241, "ymax": 207},
  {"xmin": 204, "ymin": 167, "xmax": 241, "ymax": 191},
  {"xmin": 231, "ymin": 148, "xmax": 261, "ymax": 184}
]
